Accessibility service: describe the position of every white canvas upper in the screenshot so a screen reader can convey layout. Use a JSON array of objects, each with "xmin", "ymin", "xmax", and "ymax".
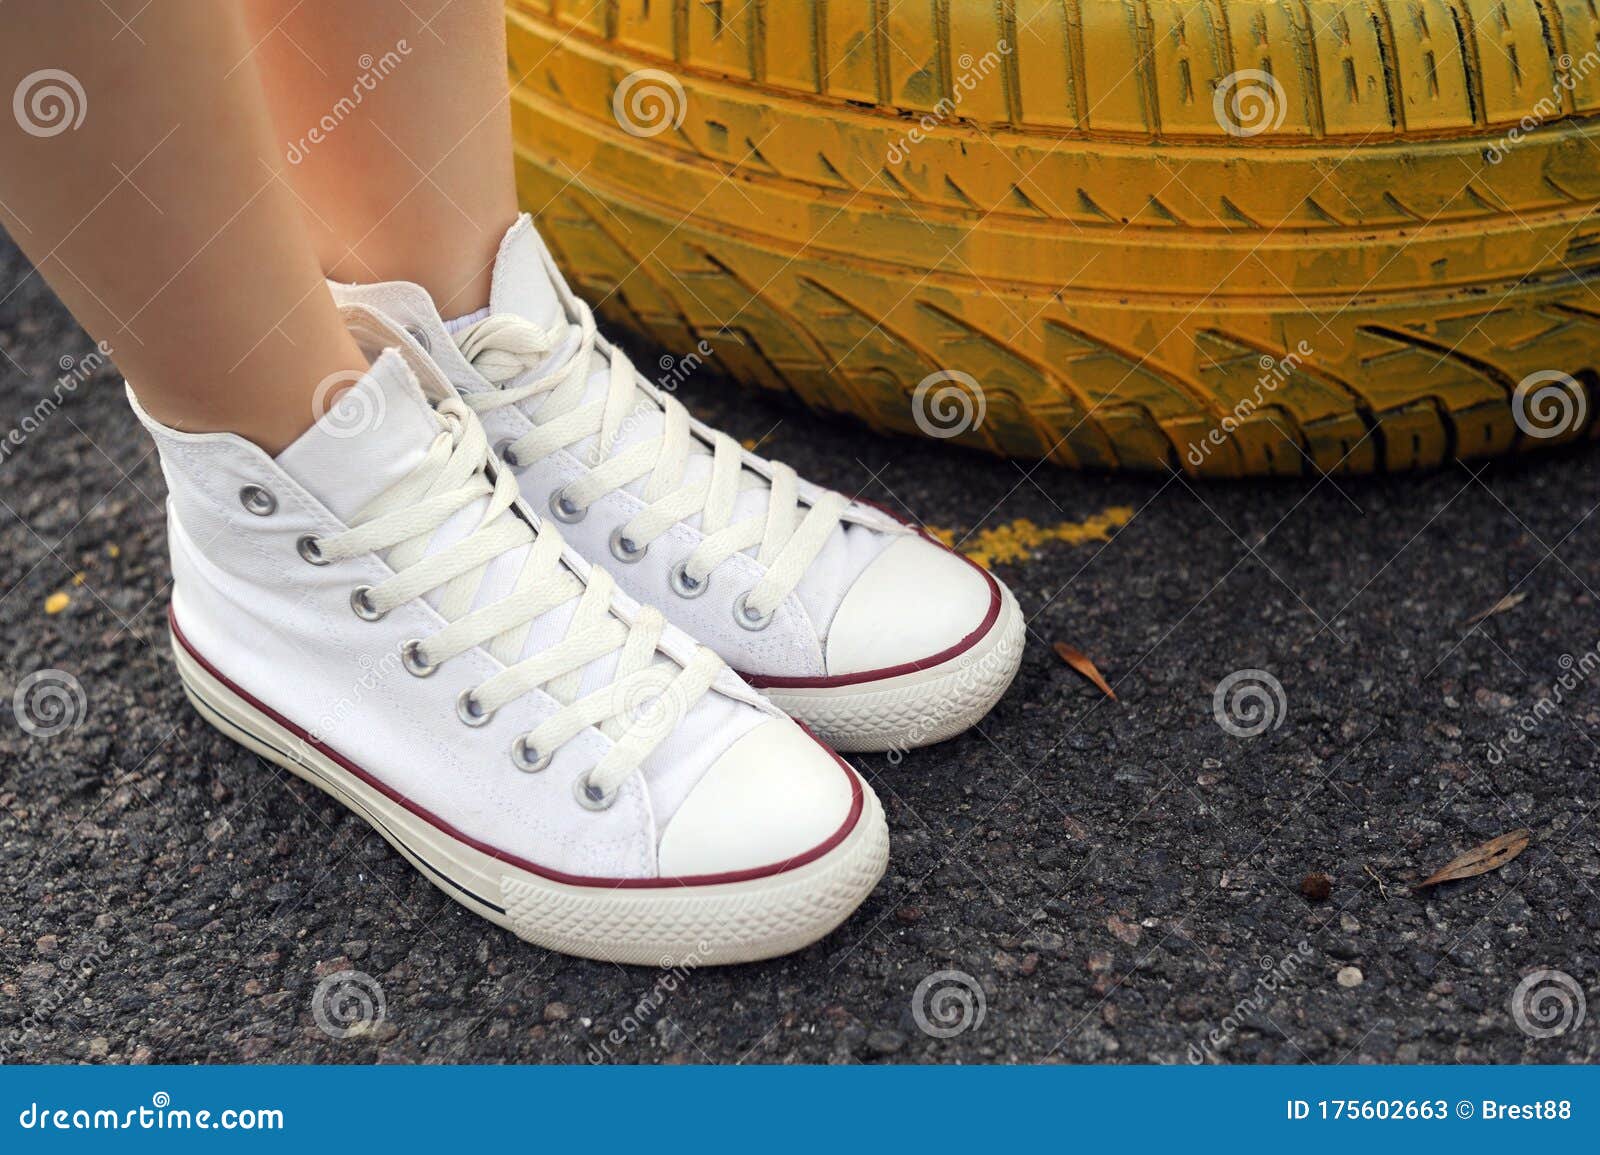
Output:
[
  {"xmin": 132, "ymin": 309, "xmax": 867, "ymax": 882},
  {"xmin": 326, "ymin": 216, "xmax": 1005, "ymax": 706}
]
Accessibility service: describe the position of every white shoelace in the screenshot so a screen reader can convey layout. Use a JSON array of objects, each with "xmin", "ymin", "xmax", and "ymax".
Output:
[
  {"xmin": 455, "ymin": 305, "xmax": 848, "ymax": 626},
  {"xmin": 307, "ymin": 395, "xmax": 723, "ymax": 806}
]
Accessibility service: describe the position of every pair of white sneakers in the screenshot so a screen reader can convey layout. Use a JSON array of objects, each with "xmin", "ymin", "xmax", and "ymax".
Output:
[{"xmin": 134, "ymin": 216, "xmax": 1024, "ymax": 965}]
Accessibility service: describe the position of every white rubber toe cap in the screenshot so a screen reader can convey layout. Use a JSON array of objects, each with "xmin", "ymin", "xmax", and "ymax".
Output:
[
  {"xmin": 656, "ymin": 717, "xmax": 859, "ymax": 878},
  {"xmin": 824, "ymin": 534, "xmax": 995, "ymax": 676}
]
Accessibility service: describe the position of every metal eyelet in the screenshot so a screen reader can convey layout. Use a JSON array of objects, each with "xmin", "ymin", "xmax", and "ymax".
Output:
[
  {"xmin": 456, "ymin": 689, "xmax": 493, "ymax": 727},
  {"xmin": 511, "ymin": 735, "xmax": 551, "ymax": 773},
  {"xmin": 733, "ymin": 591, "xmax": 774, "ymax": 632},
  {"xmin": 400, "ymin": 639, "xmax": 436, "ymax": 677},
  {"xmin": 609, "ymin": 526, "xmax": 648, "ymax": 563},
  {"xmin": 669, "ymin": 562, "xmax": 709, "ymax": 599},
  {"xmin": 493, "ymin": 438, "xmax": 523, "ymax": 471},
  {"xmin": 403, "ymin": 323, "xmax": 432, "ymax": 353},
  {"xmin": 350, "ymin": 586, "xmax": 385, "ymax": 621},
  {"xmin": 548, "ymin": 490, "xmax": 586, "ymax": 523},
  {"xmin": 239, "ymin": 485, "xmax": 276, "ymax": 516},
  {"xmin": 573, "ymin": 771, "xmax": 616, "ymax": 811},
  {"xmin": 297, "ymin": 535, "xmax": 328, "ymax": 565}
]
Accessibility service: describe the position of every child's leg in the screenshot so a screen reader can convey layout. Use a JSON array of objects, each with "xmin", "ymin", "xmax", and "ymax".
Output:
[
  {"xmin": 0, "ymin": 0, "xmax": 369, "ymax": 454},
  {"xmin": 244, "ymin": 0, "xmax": 518, "ymax": 319}
]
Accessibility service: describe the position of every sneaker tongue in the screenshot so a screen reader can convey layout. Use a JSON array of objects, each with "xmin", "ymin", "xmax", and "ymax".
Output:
[
  {"xmin": 488, "ymin": 215, "xmax": 563, "ymax": 330},
  {"xmin": 485, "ymin": 215, "xmax": 716, "ymax": 481},
  {"xmin": 274, "ymin": 348, "xmax": 440, "ymax": 523}
]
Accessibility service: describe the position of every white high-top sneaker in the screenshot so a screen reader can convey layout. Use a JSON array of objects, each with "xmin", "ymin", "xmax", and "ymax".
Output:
[
  {"xmin": 133, "ymin": 305, "xmax": 888, "ymax": 965},
  {"xmin": 330, "ymin": 216, "xmax": 1025, "ymax": 753}
]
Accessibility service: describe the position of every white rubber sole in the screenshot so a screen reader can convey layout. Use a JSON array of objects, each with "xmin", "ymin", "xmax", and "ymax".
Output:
[
  {"xmin": 173, "ymin": 632, "xmax": 889, "ymax": 966},
  {"xmin": 768, "ymin": 588, "xmax": 1026, "ymax": 753}
]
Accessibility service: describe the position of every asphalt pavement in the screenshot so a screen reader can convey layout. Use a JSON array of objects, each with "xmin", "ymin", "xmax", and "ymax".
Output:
[{"xmin": 2, "ymin": 231, "xmax": 1598, "ymax": 1064}]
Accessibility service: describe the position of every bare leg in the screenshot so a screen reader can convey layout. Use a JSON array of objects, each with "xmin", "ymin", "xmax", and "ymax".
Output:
[
  {"xmin": 0, "ymin": 1, "xmax": 369, "ymax": 454},
  {"xmin": 245, "ymin": 0, "xmax": 519, "ymax": 319}
]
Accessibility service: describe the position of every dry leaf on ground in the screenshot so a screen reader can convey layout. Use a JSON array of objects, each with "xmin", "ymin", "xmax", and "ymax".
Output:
[
  {"xmin": 1053, "ymin": 642, "xmax": 1117, "ymax": 701},
  {"xmin": 1416, "ymin": 829, "xmax": 1530, "ymax": 888},
  {"xmin": 1465, "ymin": 590, "xmax": 1528, "ymax": 626}
]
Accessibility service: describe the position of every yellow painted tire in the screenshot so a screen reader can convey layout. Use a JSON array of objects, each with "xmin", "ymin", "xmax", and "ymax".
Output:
[{"xmin": 508, "ymin": 1, "xmax": 1600, "ymax": 475}]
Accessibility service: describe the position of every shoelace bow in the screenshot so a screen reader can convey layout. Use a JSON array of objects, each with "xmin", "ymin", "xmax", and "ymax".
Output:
[
  {"xmin": 310, "ymin": 395, "xmax": 723, "ymax": 805},
  {"xmin": 454, "ymin": 304, "xmax": 849, "ymax": 624}
]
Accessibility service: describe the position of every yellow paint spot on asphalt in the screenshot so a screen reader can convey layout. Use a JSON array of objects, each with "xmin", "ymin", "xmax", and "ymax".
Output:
[
  {"xmin": 107, "ymin": 544, "xmax": 121, "ymax": 558},
  {"xmin": 930, "ymin": 507, "xmax": 1134, "ymax": 569},
  {"xmin": 44, "ymin": 591, "xmax": 70, "ymax": 615},
  {"xmin": 71, "ymin": 571, "xmax": 86, "ymax": 587}
]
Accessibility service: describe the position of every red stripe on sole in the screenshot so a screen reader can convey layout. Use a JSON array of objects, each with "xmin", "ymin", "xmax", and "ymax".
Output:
[{"xmin": 169, "ymin": 607, "xmax": 863, "ymax": 890}]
